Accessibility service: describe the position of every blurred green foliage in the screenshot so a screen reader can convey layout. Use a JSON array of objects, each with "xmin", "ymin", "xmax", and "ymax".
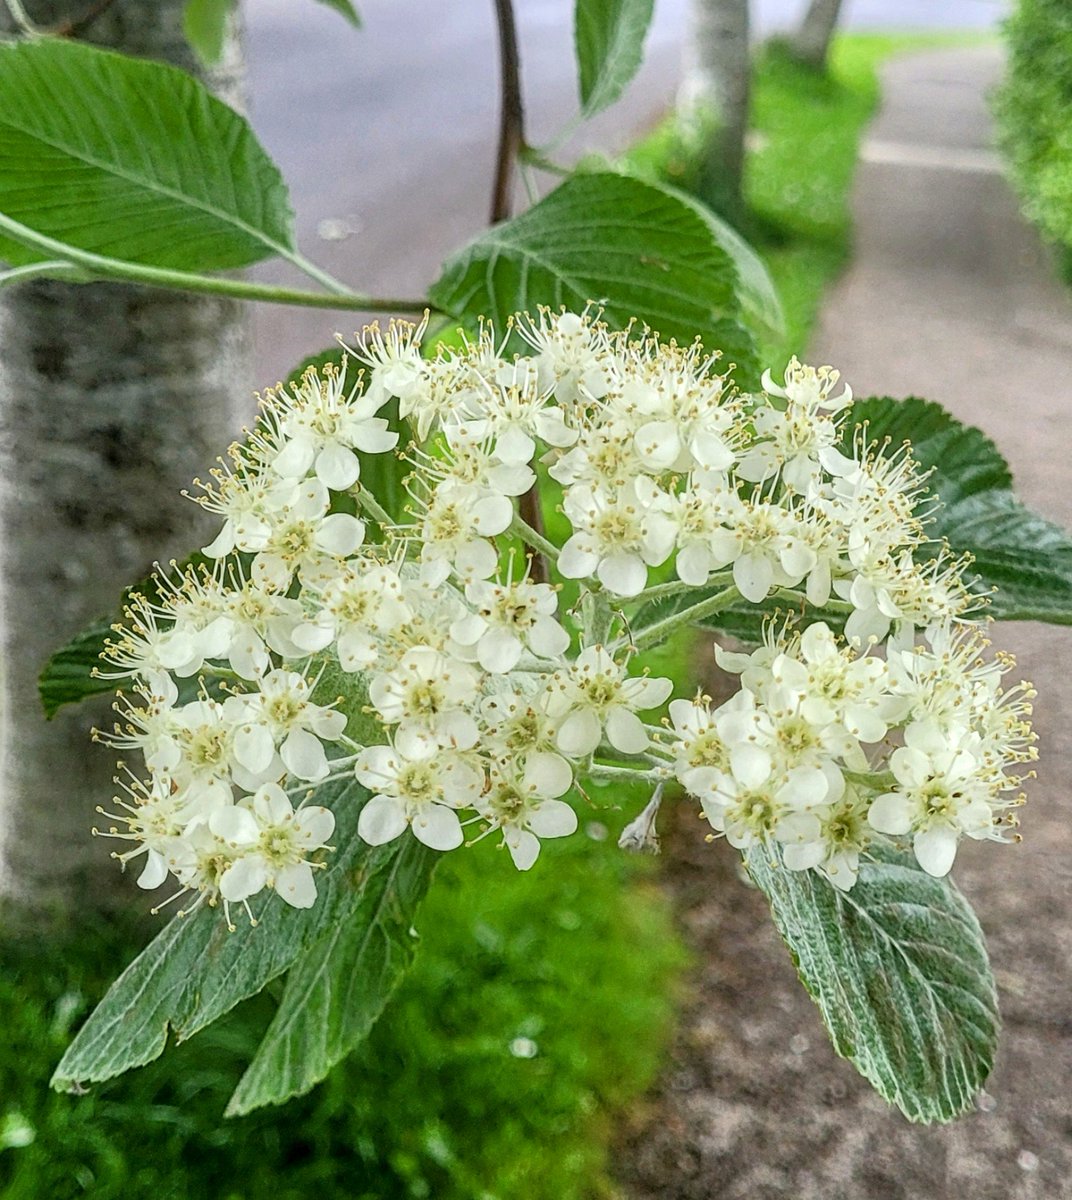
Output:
[
  {"xmin": 0, "ymin": 817, "xmax": 684, "ymax": 1200},
  {"xmin": 626, "ymin": 33, "xmax": 984, "ymax": 368},
  {"xmin": 995, "ymin": 0, "xmax": 1072, "ymax": 279}
]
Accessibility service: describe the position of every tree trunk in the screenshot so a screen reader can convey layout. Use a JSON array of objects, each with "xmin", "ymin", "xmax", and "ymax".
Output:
[
  {"xmin": 681, "ymin": 0, "xmax": 751, "ymax": 223},
  {"xmin": 0, "ymin": 1, "xmax": 253, "ymax": 916},
  {"xmin": 790, "ymin": 0, "xmax": 845, "ymax": 71}
]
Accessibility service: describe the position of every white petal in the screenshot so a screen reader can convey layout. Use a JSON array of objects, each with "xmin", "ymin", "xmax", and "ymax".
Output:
[
  {"xmin": 783, "ymin": 842, "xmax": 826, "ymax": 871},
  {"xmin": 597, "ymin": 554, "xmax": 647, "ymax": 597},
  {"xmin": 252, "ymin": 782, "xmax": 292, "ymax": 825},
  {"xmin": 412, "ymin": 804, "xmax": 464, "ymax": 851},
  {"xmin": 315, "ymin": 512, "xmax": 365, "ymax": 556},
  {"xmin": 556, "ymin": 708, "xmax": 603, "ymax": 758},
  {"xmin": 358, "ymin": 796, "xmax": 408, "ymax": 845},
  {"xmin": 733, "ymin": 552, "xmax": 775, "ymax": 603},
  {"xmin": 281, "ymin": 728, "xmax": 329, "ymax": 781},
  {"xmin": 315, "ymin": 442, "xmax": 360, "ymax": 491},
  {"xmin": 867, "ymin": 792, "xmax": 913, "ymax": 835},
  {"xmin": 913, "ymin": 826, "xmax": 959, "ymax": 877},
  {"xmin": 605, "ymin": 707, "xmax": 649, "ymax": 754},
  {"xmin": 527, "ymin": 799, "xmax": 578, "ymax": 839},
  {"xmin": 220, "ymin": 855, "xmax": 270, "ymax": 902},
  {"xmin": 506, "ymin": 828, "xmax": 541, "ymax": 870},
  {"xmin": 136, "ymin": 850, "xmax": 169, "ymax": 890},
  {"xmin": 729, "ymin": 743, "xmax": 771, "ymax": 789},
  {"xmin": 234, "ymin": 723, "xmax": 276, "ymax": 774},
  {"xmin": 274, "ymin": 861, "xmax": 318, "ymax": 908},
  {"xmin": 477, "ymin": 627, "xmax": 523, "ymax": 674},
  {"xmin": 523, "ymin": 751, "xmax": 573, "ymax": 798},
  {"xmin": 293, "ymin": 805, "xmax": 335, "ymax": 848},
  {"xmin": 209, "ymin": 806, "xmax": 261, "ymax": 846}
]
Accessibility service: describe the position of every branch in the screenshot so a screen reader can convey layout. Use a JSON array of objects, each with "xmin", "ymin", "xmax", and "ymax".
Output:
[
  {"xmin": 0, "ymin": 212, "xmax": 435, "ymax": 315},
  {"xmin": 490, "ymin": 0, "xmax": 525, "ymax": 224}
]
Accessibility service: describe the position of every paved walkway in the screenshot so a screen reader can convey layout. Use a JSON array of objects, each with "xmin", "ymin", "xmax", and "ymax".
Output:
[{"xmin": 618, "ymin": 47, "xmax": 1072, "ymax": 1200}]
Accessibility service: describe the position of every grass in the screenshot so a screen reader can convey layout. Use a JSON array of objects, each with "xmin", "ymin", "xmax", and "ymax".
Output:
[
  {"xmin": 626, "ymin": 32, "xmax": 990, "ymax": 367},
  {"xmin": 0, "ymin": 820, "xmax": 684, "ymax": 1200},
  {"xmin": 0, "ymin": 31, "xmax": 967, "ymax": 1200}
]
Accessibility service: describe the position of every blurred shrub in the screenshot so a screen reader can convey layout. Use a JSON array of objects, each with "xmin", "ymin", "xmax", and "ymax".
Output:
[{"xmin": 995, "ymin": 0, "xmax": 1072, "ymax": 276}]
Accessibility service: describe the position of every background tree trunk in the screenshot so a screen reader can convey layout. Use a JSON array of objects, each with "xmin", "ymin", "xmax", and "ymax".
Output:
[
  {"xmin": 681, "ymin": 0, "xmax": 751, "ymax": 223},
  {"xmin": 790, "ymin": 0, "xmax": 845, "ymax": 70},
  {"xmin": 0, "ymin": 0, "xmax": 254, "ymax": 916}
]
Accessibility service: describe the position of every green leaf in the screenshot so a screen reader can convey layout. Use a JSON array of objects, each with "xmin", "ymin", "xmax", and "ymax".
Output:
[
  {"xmin": 316, "ymin": 0, "xmax": 361, "ymax": 26},
  {"xmin": 574, "ymin": 0, "xmax": 655, "ymax": 118},
  {"xmin": 226, "ymin": 838, "xmax": 436, "ymax": 1115},
  {"xmin": 745, "ymin": 841, "xmax": 999, "ymax": 1123},
  {"xmin": 847, "ymin": 396, "xmax": 1072, "ymax": 623},
  {"xmin": 428, "ymin": 172, "xmax": 757, "ymax": 382},
  {"xmin": 0, "ymin": 38, "xmax": 294, "ymax": 271},
  {"xmin": 183, "ymin": 0, "xmax": 236, "ymax": 67},
  {"xmin": 39, "ymin": 619, "xmax": 114, "ymax": 719},
  {"xmin": 51, "ymin": 781, "xmax": 387, "ymax": 1092}
]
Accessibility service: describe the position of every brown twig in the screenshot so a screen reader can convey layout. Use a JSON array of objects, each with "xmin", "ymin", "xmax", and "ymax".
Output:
[
  {"xmin": 57, "ymin": 0, "xmax": 119, "ymax": 37},
  {"xmin": 490, "ymin": 0, "xmax": 524, "ymax": 225},
  {"xmin": 490, "ymin": 0, "xmax": 550, "ymax": 581}
]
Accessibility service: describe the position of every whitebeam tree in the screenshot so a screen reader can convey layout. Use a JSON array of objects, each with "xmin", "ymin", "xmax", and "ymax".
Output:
[
  {"xmin": 3, "ymin": 0, "xmax": 1072, "ymax": 1131},
  {"xmin": 0, "ymin": 0, "xmax": 252, "ymax": 912}
]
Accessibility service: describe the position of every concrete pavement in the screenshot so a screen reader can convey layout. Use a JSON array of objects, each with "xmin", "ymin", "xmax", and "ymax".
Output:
[{"xmin": 619, "ymin": 45, "xmax": 1072, "ymax": 1200}]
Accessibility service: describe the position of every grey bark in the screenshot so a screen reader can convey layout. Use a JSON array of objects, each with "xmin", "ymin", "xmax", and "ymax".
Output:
[
  {"xmin": 0, "ymin": 0, "xmax": 254, "ymax": 915},
  {"xmin": 790, "ymin": 0, "xmax": 845, "ymax": 70},
  {"xmin": 681, "ymin": 0, "xmax": 751, "ymax": 223}
]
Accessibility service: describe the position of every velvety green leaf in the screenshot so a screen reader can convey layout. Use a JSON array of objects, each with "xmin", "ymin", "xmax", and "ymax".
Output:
[
  {"xmin": 746, "ymin": 841, "xmax": 999, "ymax": 1123},
  {"xmin": 428, "ymin": 172, "xmax": 757, "ymax": 383},
  {"xmin": 0, "ymin": 38, "xmax": 294, "ymax": 270},
  {"xmin": 51, "ymin": 781, "xmax": 378, "ymax": 1092},
  {"xmin": 847, "ymin": 396, "xmax": 1072, "ymax": 623},
  {"xmin": 226, "ymin": 838, "xmax": 436, "ymax": 1115},
  {"xmin": 316, "ymin": 0, "xmax": 361, "ymax": 26},
  {"xmin": 39, "ymin": 619, "xmax": 115, "ymax": 719},
  {"xmin": 574, "ymin": 0, "xmax": 655, "ymax": 118},
  {"xmin": 183, "ymin": 0, "xmax": 235, "ymax": 66}
]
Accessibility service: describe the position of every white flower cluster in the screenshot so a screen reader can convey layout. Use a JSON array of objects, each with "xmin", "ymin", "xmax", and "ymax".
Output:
[{"xmin": 93, "ymin": 310, "xmax": 1036, "ymax": 924}]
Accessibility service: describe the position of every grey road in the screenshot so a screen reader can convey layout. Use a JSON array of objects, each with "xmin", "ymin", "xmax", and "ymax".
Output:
[{"xmin": 246, "ymin": 0, "xmax": 1008, "ymax": 381}]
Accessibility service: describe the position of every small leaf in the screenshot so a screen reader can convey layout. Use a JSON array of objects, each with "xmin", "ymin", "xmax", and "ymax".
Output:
[
  {"xmin": 574, "ymin": 0, "xmax": 655, "ymax": 118},
  {"xmin": 429, "ymin": 171, "xmax": 757, "ymax": 382},
  {"xmin": 316, "ymin": 0, "xmax": 362, "ymax": 26},
  {"xmin": 0, "ymin": 39, "xmax": 294, "ymax": 271},
  {"xmin": 226, "ymin": 838, "xmax": 436, "ymax": 1115},
  {"xmin": 51, "ymin": 782, "xmax": 380, "ymax": 1092},
  {"xmin": 746, "ymin": 841, "xmax": 999, "ymax": 1123},
  {"xmin": 183, "ymin": 0, "xmax": 236, "ymax": 66}
]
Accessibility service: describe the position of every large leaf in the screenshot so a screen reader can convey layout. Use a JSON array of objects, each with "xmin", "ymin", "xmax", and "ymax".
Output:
[
  {"xmin": 746, "ymin": 841, "xmax": 999, "ymax": 1123},
  {"xmin": 0, "ymin": 38, "xmax": 294, "ymax": 270},
  {"xmin": 52, "ymin": 781, "xmax": 382, "ymax": 1092},
  {"xmin": 847, "ymin": 397, "xmax": 1072, "ymax": 623},
  {"xmin": 574, "ymin": 0, "xmax": 655, "ymax": 118},
  {"xmin": 226, "ymin": 838, "xmax": 436, "ymax": 1114},
  {"xmin": 428, "ymin": 172, "xmax": 758, "ymax": 383}
]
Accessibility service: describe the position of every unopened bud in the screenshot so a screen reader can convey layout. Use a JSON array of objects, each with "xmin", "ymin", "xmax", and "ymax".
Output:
[{"xmin": 618, "ymin": 783, "xmax": 664, "ymax": 854}]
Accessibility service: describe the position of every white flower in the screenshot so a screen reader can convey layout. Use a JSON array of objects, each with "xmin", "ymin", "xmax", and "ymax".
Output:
[
  {"xmin": 450, "ymin": 576, "xmax": 569, "ymax": 672},
  {"xmin": 229, "ymin": 670, "xmax": 347, "ymax": 783},
  {"xmin": 369, "ymin": 645, "xmax": 481, "ymax": 754},
  {"xmin": 266, "ymin": 362, "xmax": 398, "ymax": 490},
  {"xmin": 547, "ymin": 647, "xmax": 673, "ymax": 757},
  {"xmin": 416, "ymin": 479, "xmax": 513, "ymax": 586},
  {"xmin": 558, "ymin": 479, "xmax": 676, "ymax": 597},
  {"xmin": 479, "ymin": 760, "xmax": 577, "ymax": 869},
  {"xmin": 867, "ymin": 721, "xmax": 993, "ymax": 876},
  {"xmin": 213, "ymin": 783, "xmax": 335, "ymax": 909},
  {"xmin": 292, "ymin": 560, "xmax": 411, "ymax": 671},
  {"xmin": 355, "ymin": 740, "xmax": 483, "ymax": 850}
]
